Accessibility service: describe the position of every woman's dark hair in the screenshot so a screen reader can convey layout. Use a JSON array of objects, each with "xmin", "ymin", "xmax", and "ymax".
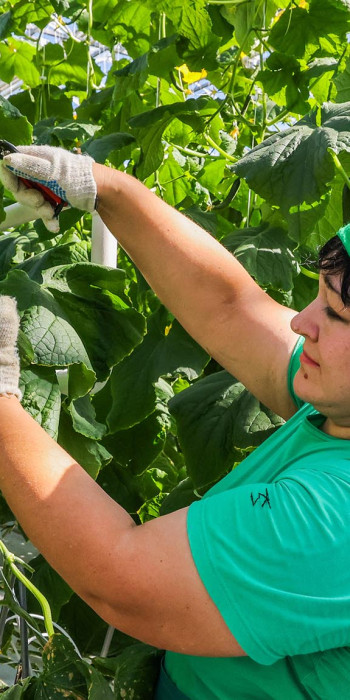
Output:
[{"xmin": 318, "ymin": 235, "xmax": 350, "ymax": 306}]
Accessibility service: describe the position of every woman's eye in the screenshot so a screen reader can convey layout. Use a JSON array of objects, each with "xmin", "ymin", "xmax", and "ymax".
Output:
[{"xmin": 324, "ymin": 306, "xmax": 346, "ymax": 322}]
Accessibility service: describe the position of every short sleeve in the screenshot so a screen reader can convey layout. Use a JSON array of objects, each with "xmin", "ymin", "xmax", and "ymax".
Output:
[
  {"xmin": 287, "ymin": 336, "xmax": 305, "ymax": 409},
  {"xmin": 187, "ymin": 470, "xmax": 350, "ymax": 666}
]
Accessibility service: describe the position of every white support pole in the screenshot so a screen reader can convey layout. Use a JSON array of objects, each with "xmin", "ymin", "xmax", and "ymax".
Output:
[
  {"xmin": 0, "ymin": 203, "xmax": 39, "ymax": 232},
  {"xmin": 91, "ymin": 210, "xmax": 118, "ymax": 268}
]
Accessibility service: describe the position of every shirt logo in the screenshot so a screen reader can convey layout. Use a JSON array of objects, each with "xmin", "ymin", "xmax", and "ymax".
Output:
[{"xmin": 250, "ymin": 489, "xmax": 271, "ymax": 509}]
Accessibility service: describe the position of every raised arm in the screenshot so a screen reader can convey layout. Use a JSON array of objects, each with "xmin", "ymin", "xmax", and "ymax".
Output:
[
  {"xmin": 94, "ymin": 163, "xmax": 298, "ymax": 419},
  {"xmin": 1, "ymin": 147, "xmax": 299, "ymax": 419}
]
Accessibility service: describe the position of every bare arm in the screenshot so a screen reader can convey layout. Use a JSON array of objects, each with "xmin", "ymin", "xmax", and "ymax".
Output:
[
  {"xmin": 94, "ymin": 164, "xmax": 298, "ymax": 420},
  {"xmin": 0, "ymin": 396, "xmax": 244, "ymax": 657}
]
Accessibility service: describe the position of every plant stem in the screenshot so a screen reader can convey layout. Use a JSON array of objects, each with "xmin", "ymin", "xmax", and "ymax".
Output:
[
  {"xmin": 0, "ymin": 541, "xmax": 54, "ymax": 638},
  {"xmin": 86, "ymin": 0, "xmax": 94, "ymax": 97},
  {"xmin": 204, "ymin": 134, "xmax": 237, "ymax": 162},
  {"xmin": 266, "ymin": 108, "xmax": 289, "ymax": 127},
  {"xmin": 175, "ymin": 144, "xmax": 214, "ymax": 159},
  {"xmin": 328, "ymin": 149, "xmax": 350, "ymax": 189},
  {"xmin": 300, "ymin": 266, "xmax": 319, "ymax": 280}
]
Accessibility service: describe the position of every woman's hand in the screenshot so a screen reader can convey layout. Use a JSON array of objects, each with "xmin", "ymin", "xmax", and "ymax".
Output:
[{"xmin": 0, "ymin": 145, "xmax": 97, "ymax": 232}]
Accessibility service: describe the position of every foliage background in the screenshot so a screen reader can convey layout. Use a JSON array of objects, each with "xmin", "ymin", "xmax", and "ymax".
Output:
[{"xmin": 0, "ymin": 0, "xmax": 350, "ymax": 695}]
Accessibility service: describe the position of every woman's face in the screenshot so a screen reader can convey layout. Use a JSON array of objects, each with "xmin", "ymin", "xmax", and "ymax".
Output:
[{"xmin": 291, "ymin": 272, "xmax": 350, "ymax": 432}]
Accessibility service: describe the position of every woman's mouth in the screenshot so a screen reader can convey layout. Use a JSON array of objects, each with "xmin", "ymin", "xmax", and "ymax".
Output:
[{"xmin": 300, "ymin": 350, "xmax": 320, "ymax": 367}]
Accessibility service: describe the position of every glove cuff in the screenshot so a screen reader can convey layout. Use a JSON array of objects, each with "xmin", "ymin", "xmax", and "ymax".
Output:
[
  {"xmin": 0, "ymin": 366, "xmax": 22, "ymax": 401},
  {"xmin": 0, "ymin": 297, "xmax": 22, "ymax": 401},
  {"xmin": 68, "ymin": 154, "xmax": 97, "ymax": 212}
]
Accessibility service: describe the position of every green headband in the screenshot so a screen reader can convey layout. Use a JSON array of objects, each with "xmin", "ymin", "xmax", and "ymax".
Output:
[{"xmin": 337, "ymin": 223, "xmax": 350, "ymax": 256}]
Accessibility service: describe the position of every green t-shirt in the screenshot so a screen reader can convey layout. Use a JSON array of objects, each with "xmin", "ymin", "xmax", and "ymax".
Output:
[{"xmin": 161, "ymin": 337, "xmax": 350, "ymax": 699}]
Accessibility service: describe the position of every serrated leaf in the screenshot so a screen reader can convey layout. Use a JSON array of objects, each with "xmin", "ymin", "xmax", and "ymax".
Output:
[
  {"xmin": 0, "ymin": 270, "xmax": 93, "ymax": 373},
  {"xmin": 42, "ymin": 263, "xmax": 146, "ymax": 381},
  {"xmin": 88, "ymin": 667, "xmax": 114, "ymax": 700},
  {"xmin": 270, "ymin": 0, "xmax": 350, "ymax": 59},
  {"xmin": 19, "ymin": 367, "xmax": 61, "ymax": 439},
  {"xmin": 233, "ymin": 102, "xmax": 350, "ymax": 211},
  {"xmin": 0, "ymin": 234, "xmax": 20, "ymax": 277},
  {"xmin": 0, "ymin": 39, "xmax": 41, "ymax": 87},
  {"xmin": 52, "ymin": 120, "xmax": 101, "ymax": 144},
  {"xmin": 0, "ymin": 679, "xmax": 31, "ymax": 697},
  {"xmin": 222, "ymin": 223, "xmax": 299, "ymax": 291},
  {"xmin": 129, "ymin": 97, "xmax": 214, "ymax": 178},
  {"xmin": 107, "ymin": 306, "xmax": 209, "ymax": 431},
  {"xmin": 169, "ymin": 370, "xmax": 284, "ymax": 488},
  {"xmin": 0, "ymin": 95, "xmax": 32, "ymax": 145},
  {"xmin": 114, "ymin": 643, "xmax": 162, "ymax": 700},
  {"xmin": 57, "ymin": 408, "xmax": 112, "ymax": 479},
  {"xmin": 97, "ymin": 461, "xmax": 144, "ymax": 514},
  {"xmin": 160, "ymin": 477, "xmax": 201, "ymax": 515},
  {"xmin": 335, "ymin": 48, "xmax": 350, "ymax": 103},
  {"xmin": 68, "ymin": 394, "xmax": 106, "ymax": 440},
  {"xmin": 156, "ymin": 151, "xmax": 193, "ymax": 206},
  {"xmin": 0, "ymin": 11, "xmax": 14, "ymax": 39},
  {"xmin": 31, "ymin": 634, "xmax": 87, "ymax": 700},
  {"xmin": 49, "ymin": 41, "xmax": 89, "ymax": 88},
  {"xmin": 103, "ymin": 378, "xmax": 173, "ymax": 475},
  {"xmin": 82, "ymin": 132, "xmax": 135, "ymax": 163},
  {"xmin": 17, "ymin": 242, "xmax": 90, "ymax": 283}
]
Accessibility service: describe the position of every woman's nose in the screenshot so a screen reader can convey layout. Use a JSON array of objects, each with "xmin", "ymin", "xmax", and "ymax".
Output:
[{"xmin": 290, "ymin": 301, "xmax": 319, "ymax": 342}]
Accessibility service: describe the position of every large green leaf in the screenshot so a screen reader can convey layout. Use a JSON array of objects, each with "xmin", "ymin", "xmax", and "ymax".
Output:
[
  {"xmin": 0, "ymin": 270, "xmax": 93, "ymax": 373},
  {"xmin": 107, "ymin": 306, "xmax": 209, "ymax": 431},
  {"xmin": 258, "ymin": 53, "xmax": 309, "ymax": 114},
  {"xmin": 20, "ymin": 366, "xmax": 62, "ymax": 439},
  {"xmin": 335, "ymin": 47, "xmax": 350, "ymax": 103},
  {"xmin": 48, "ymin": 41, "xmax": 99, "ymax": 89},
  {"xmin": 30, "ymin": 634, "xmax": 87, "ymax": 699},
  {"xmin": 103, "ymin": 378, "xmax": 173, "ymax": 475},
  {"xmin": 114, "ymin": 643, "xmax": 162, "ymax": 700},
  {"xmin": 42, "ymin": 263, "xmax": 146, "ymax": 381},
  {"xmin": 113, "ymin": 35, "xmax": 179, "ymax": 99},
  {"xmin": 233, "ymin": 102, "xmax": 350, "ymax": 211},
  {"xmin": 0, "ymin": 680, "xmax": 31, "ymax": 698},
  {"xmin": 0, "ymin": 11, "xmax": 14, "ymax": 40},
  {"xmin": 57, "ymin": 407, "xmax": 112, "ymax": 479},
  {"xmin": 0, "ymin": 38, "xmax": 41, "ymax": 87},
  {"xmin": 67, "ymin": 394, "xmax": 107, "ymax": 440},
  {"xmin": 169, "ymin": 370, "xmax": 284, "ymax": 488},
  {"xmin": 88, "ymin": 667, "xmax": 114, "ymax": 700},
  {"xmin": 0, "ymin": 95, "xmax": 32, "ymax": 144},
  {"xmin": 270, "ymin": 0, "xmax": 350, "ymax": 59},
  {"xmin": 82, "ymin": 132, "xmax": 135, "ymax": 163},
  {"xmin": 222, "ymin": 223, "xmax": 299, "ymax": 291},
  {"xmin": 17, "ymin": 241, "xmax": 90, "ymax": 282},
  {"xmin": 129, "ymin": 97, "xmax": 217, "ymax": 178},
  {"xmin": 94, "ymin": 0, "xmax": 152, "ymax": 57},
  {"xmin": 160, "ymin": 477, "xmax": 201, "ymax": 515}
]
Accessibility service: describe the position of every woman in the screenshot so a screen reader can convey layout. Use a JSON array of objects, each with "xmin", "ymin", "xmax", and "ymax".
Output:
[{"xmin": 0, "ymin": 146, "xmax": 349, "ymax": 698}]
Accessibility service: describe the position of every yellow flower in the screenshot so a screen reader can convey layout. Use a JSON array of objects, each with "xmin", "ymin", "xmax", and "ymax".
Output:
[
  {"xmin": 164, "ymin": 323, "xmax": 172, "ymax": 336},
  {"xmin": 230, "ymin": 126, "xmax": 239, "ymax": 138},
  {"xmin": 176, "ymin": 64, "xmax": 207, "ymax": 84}
]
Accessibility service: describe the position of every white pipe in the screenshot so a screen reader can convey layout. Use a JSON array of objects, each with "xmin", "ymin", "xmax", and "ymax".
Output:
[
  {"xmin": 0, "ymin": 202, "xmax": 39, "ymax": 231},
  {"xmin": 91, "ymin": 210, "xmax": 117, "ymax": 267}
]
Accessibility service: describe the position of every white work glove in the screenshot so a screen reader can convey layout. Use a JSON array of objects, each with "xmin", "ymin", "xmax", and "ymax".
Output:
[
  {"xmin": 0, "ymin": 146, "xmax": 97, "ymax": 233},
  {"xmin": 0, "ymin": 296, "xmax": 22, "ymax": 402}
]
